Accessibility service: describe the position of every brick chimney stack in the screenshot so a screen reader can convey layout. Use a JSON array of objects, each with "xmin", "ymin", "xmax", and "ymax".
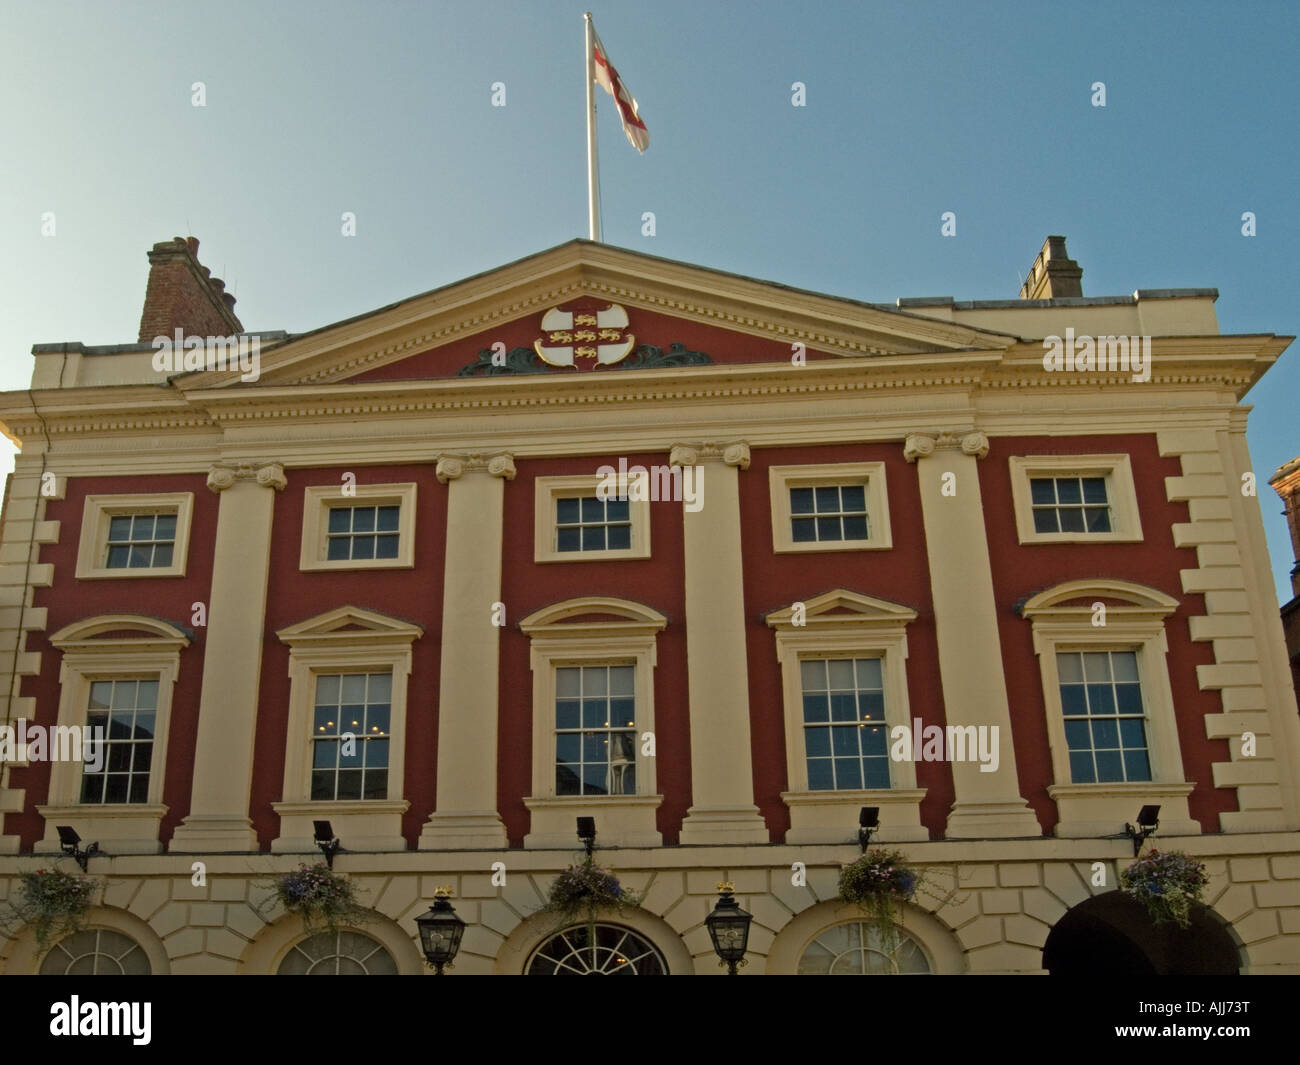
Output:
[
  {"xmin": 1019, "ymin": 235, "xmax": 1083, "ymax": 299},
  {"xmin": 136, "ymin": 236, "xmax": 243, "ymax": 344}
]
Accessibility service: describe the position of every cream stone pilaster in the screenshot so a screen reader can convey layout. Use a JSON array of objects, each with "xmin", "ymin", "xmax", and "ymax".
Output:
[
  {"xmin": 419, "ymin": 452, "xmax": 514, "ymax": 849},
  {"xmin": 0, "ymin": 457, "xmax": 58, "ymax": 854},
  {"xmin": 905, "ymin": 431, "xmax": 1040, "ymax": 838},
  {"xmin": 169, "ymin": 461, "xmax": 285, "ymax": 853},
  {"xmin": 672, "ymin": 441, "xmax": 769, "ymax": 844}
]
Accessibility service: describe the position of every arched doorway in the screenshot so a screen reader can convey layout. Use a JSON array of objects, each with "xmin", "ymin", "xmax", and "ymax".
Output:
[{"xmin": 1043, "ymin": 891, "xmax": 1239, "ymax": 975}]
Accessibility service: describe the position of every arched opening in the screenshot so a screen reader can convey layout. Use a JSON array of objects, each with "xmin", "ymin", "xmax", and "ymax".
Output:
[
  {"xmin": 525, "ymin": 923, "xmax": 667, "ymax": 975},
  {"xmin": 1043, "ymin": 891, "xmax": 1239, "ymax": 975}
]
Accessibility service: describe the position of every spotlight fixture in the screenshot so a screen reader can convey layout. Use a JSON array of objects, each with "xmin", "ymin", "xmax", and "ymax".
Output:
[
  {"xmin": 1124, "ymin": 805, "xmax": 1161, "ymax": 856},
  {"xmin": 56, "ymin": 825, "xmax": 99, "ymax": 872},
  {"xmin": 313, "ymin": 820, "xmax": 340, "ymax": 868},
  {"xmin": 576, "ymin": 816, "xmax": 596, "ymax": 857},
  {"xmin": 858, "ymin": 806, "xmax": 880, "ymax": 852}
]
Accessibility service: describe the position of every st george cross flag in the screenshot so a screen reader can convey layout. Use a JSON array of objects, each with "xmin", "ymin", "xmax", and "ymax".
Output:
[{"xmin": 591, "ymin": 28, "xmax": 649, "ymax": 152}]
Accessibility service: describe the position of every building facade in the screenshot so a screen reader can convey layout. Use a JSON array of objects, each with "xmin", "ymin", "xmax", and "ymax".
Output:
[{"xmin": 0, "ymin": 235, "xmax": 1297, "ymax": 974}]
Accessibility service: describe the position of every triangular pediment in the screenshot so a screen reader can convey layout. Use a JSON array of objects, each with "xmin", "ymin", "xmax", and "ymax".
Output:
[
  {"xmin": 174, "ymin": 241, "xmax": 1017, "ymax": 391},
  {"xmin": 766, "ymin": 589, "xmax": 918, "ymax": 630},
  {"xmin": 276, "ymin": 605, "xmax": 424, "ymax": 644}
]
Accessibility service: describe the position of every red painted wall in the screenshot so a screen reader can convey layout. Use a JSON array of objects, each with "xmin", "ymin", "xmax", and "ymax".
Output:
[
  {"xmin": 739, "ymin": 444, "xmax": 950, "ymax": 840},
  {"xmin": 351, "ymin": 305, "xmax": 834, "ymax": 382},
  {"xmin": 8, "ymin": 474, "xmax": 216, "ymax": 849},
  {"xmin": 499, "ymin": 454, "xmax": 689, "ymax": 845},
  {"xmin": 258, "ymin": 464, "xmax": 447, "ymax": 849},
  {"xmin": 979, "ymin": 434, "xmax": 1236, "ymax": 833}
]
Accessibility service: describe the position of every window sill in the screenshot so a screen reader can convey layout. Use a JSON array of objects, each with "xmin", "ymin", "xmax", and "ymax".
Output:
[
  {"xmin": 271, "ymin": 799, "xmax": 411, "ymax": 853},
  {"xmin": 781, "ymin": 789, "xmax": 928, "ymax": 843},
  {"xmin": 523, "ymin": 794, "xmax": 663, "ymax": 849},
  {"xmin": 1046, "ymin": 781, "xmax": 1199, "ymax": 837},
  {"xmin": 35, "ymin": 803, "xmax": 168, "ymax": 855}
]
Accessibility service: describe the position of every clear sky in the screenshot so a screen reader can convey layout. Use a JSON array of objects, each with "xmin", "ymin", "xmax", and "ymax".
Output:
[{"xmin": 1, "ymin": 0, "xmax": 1297, "ymax": 601}]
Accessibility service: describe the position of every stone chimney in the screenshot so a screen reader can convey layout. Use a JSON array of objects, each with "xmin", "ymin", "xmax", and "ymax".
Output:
[
  {"xmin": 136, "ymin": 236, "xmax": 243, "ymax": 343},
  {"xmin": 1271, "ymin": 457, "xmax": 1300, "ymax": 598},
  {"xmin": 1019, "ymin": 235, "xmax": 1083, "ymax": 299}
]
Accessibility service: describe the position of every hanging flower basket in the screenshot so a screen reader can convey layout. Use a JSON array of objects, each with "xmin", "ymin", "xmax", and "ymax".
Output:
[
  {"xmin": 540, "ymin": 856, "xmax": 639, "ymax": 925},
  {"xmin": 261, "ymin": 863, "xmax": 370, "ymax": 934},
  {"xmin": 838, "ymin": 849, "xmax": 920, "ymax": 948},
  {"xmin": 1120, "ymin": 850, "xmax": 1208, "ymax": 929},
  {"xmin": 9, "ymin": 868, "xmax": 97, "ymax": 952}
]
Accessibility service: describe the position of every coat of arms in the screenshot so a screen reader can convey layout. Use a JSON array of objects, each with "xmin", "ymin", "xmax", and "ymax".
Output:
[{"xmin": 534, "ymin": 301, "xmax": 635, "ymax": 367}]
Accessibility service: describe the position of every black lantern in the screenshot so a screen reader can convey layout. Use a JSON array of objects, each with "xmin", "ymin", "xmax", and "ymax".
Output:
[
  {"xmin": 704, "ymin": 882, "xmax": 752, "ymax": 975},
  {"xmin": 415, "ymin": 888, "xmax": 466, "ymax": 974}
]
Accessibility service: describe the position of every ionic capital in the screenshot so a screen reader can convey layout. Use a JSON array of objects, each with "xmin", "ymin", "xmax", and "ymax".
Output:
[
  {"xmin": 207, "ymin": 460, "xmax": 286, "ymax": 493},
  {"xmin": 669, "ymin": 441, "xmax": 750, "ymax": 469},
  {"xmin": 436, "ymin": 452, "xmax": 516, "ymax": 483}
]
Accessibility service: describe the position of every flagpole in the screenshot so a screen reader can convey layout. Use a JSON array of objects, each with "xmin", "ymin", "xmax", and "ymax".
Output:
[{"xmin": 584, "ymin": 12, "xmax": 600, "ymax": 241}]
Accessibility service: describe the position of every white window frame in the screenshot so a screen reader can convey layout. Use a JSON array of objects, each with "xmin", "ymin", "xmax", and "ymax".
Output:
[
  {"xmin": 1022, "ymin": 579, "xmax": 1199, "ymax": 837},
  {"xmin": 1008, "ymin": 454, "xmax": 1142, "ymax": 545},
  {"xmin": 520, "ymin": 597, "xmax": 666, "ymax": 847},
  {"xmin": 533, "ymin": 474, "xmax": 651, "ymax": 563},
  {"xmin": 273, "ymin": 606, "xmax": 421, "ymax": 852},
  {"xmin": 768, "ymin": 462, "xmax": 891, "ymax": 553},
  {"xmin": 37, "ymin": 615, "xmax": 189, "ymax": 854},
  {"xmin": 75, "ymin": 493, "xmax": 194, "ymax": 579},
  {"xmin": 767, "ymin": 590, "xmax": 927, "ymax": 843},
  {"xmin": 299, "ymin": 482, "xmax": 417, "ymax": 571}
]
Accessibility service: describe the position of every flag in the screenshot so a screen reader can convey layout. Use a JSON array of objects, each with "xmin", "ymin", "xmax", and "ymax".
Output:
[{"xmin": 591, "ymin": 28, "xmax": 649, "ymax": 152}]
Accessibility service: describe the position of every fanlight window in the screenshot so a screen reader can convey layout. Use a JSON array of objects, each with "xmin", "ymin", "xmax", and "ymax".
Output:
[
  {"xmin": 277, "ymin": 931, "xmax": 398, "ymax": 975},
  {"xmin": 798, "ymin": 922, "xmax": 931, "ymax": 974},
  {"xmin": 526, "ymin": 924, "xmax": 666, "ymax": 975},
  {"xmin": 40, "ymin": 928, "xmax": 150, "ymax": 975}
]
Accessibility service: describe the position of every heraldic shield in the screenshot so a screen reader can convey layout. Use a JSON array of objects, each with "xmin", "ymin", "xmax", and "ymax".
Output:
[{"xmin": 533, "ymin": 301, "xmax": 636, "ymax": 367}]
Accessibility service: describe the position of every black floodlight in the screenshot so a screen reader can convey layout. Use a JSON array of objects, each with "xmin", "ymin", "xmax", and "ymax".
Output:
[
  {"xmin": 705, "ymin": 882, "xmax": 753, "ymax": 975},
  {"xmin": 1125, "ymin": 805, "xmax": 1161, "ymax": 856},
  {"xmin": 858, "ymin": 806, "xmax": 880, "ymax": 852},
  {"xmin": 576, "ymin": 816, "xmax": 596, "ymax": 857},
  {"xmin": 56, "ymin": 825, "xmax": 99, "ymax": 872},
  {"xmin": 415, "ymin": 888, "xmax": 466, "ymax": 975},
  {"xmin": 313, "ymin": 820, "xmax": 340, "ymax": 868}
]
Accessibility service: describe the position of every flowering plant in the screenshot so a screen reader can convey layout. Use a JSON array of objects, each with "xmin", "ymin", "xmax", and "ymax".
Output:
[
  {"xmin": 540, "ymin": 856, "xmax": 639, "ymax": 924},
  {"xmin": 838, "ymin": 850, "xmax": 921, "ymax": 949},
  {"xmin": 9, "ymin": 868, "xmax": 98, "ymax": 951},
  {"xmin": 1120, "ymin": 850, "xmax": 1208, "ymax": 929},
  {"xmin": 261, "ymin": 863, "xmax": 370, "ymax": 933}
]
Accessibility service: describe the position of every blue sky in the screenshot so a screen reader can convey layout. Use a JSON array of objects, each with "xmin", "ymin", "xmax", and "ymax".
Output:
[{"xmin": 2, "ymin": 0, "xmax": 1297, "ymax": 601}]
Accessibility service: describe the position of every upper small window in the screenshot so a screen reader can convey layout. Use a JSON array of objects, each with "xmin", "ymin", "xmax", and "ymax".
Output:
[
  {"xmin": 1009, "ymin": 455, "xmax": 1141, "ymax": 544},
  {"xmin": 326, "ymin": 504, "xmax": 401, "ymax": 561},
  {"xmin": 769, "ymin": 463, "xmax": 891, "ymax": 553},
  {"xmin": 534, "ymin": 476, "xmax": 650, "ymax": 562},
  {"xmin": 105, "ymin": 513, "xmax": 177, "ymax": 569},
  {"xmin": 300, "ymin": 483, "xmax": 417, "ymax": 571},
  {"xmin": 556, "ymin": 497, "xmax": 632, "ymax": 553},
  {"xmin": 790, "ymin": 485, "xmax": 869, "ymax": 544},
  {"xmin": 76, "ymin": 493, "xmax": 194, "ymax": 579},
  {"xmin": 1029, "ymin": 477, "xmax": 1111, "ymax": 534}
]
